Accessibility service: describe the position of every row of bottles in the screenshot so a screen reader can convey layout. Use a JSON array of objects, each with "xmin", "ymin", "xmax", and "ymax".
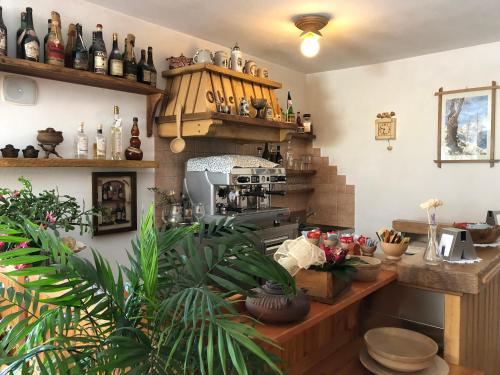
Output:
[
  {"xmin": 74, "ymin": 106, "xmax": 143, "ymax": 161},
  {"xmin": 0, "ymin": 6, "xmax": 157, "ymax": 87},
  {"xmin": 260, "ymin": 143, "xmax": 283, "ymax": 165}
]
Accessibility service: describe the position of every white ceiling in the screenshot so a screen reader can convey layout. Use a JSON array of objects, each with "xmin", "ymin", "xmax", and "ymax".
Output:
[{"xmin": 85, "ymin": 0, "xmax": 500, "ymax": 73}]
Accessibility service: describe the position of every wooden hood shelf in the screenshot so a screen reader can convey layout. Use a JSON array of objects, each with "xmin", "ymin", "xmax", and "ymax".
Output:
[{"xmin": 156, "ymin": 64, "xmax": 296, "ymax": 142}]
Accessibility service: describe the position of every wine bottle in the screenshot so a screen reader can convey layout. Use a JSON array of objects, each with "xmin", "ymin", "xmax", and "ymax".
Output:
[
  {"xmin": 110, "ymin": 106, "xmax": 123, "ymax": 160},
  {"xmin": 73, "ymin": 24, "xmax": 89, "ymax": 70},
  {"xmin": 275, "ymin": 145, "xmax": 283, "ymax": 166},
  {"xmin": 137, "ymin": 49, "xmax": 151, "ymax": 84},
  {"xmin": 43, "ymin": 19, "xmax": 51, "ymax": 63},
  {"xmin": 64, "ymin": 23, "xmax": 76, "ymax": 68},
  {"xmin": 92, "ymin": 24, "xmax": 107, "ymax": 75},
  {"xmin": 88, "ymin": 31, "xmax": 96, "ymax": 72},
  {"xmin": 262, "ymin": 142, "xmax": 270, "ymax": 160},
  {"xmin": 108, "ymin": 33, "xmax": 123, "ymax": 77},
  {"xmin": 46, "ymin": 12, "xmax": 64, "ymax": 66},
  {"xmin": 147, "ymin": 47, "xmax": 157, "ymax": 87},
  {"xmin": 20, "ymin": 7, "xmax": 40, "ymax": 62},
  {"xmin": 123, "ymin": 34, "xmax": 137, "ymax": 81},
  {"xmin": 286, "ymin": 91, "xmax": 295, "ymax": 123},
  {"xmin": 0, "ymin": 7, "xmax": 7, "ymax": 57},
  {"xmin": 16, "ymin": 12, "xmax": 27, "ymax": 58}
]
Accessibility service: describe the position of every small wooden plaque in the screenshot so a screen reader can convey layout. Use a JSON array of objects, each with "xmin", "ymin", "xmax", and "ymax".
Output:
[{"xmin": 375, "ymin": 118, "xmax": 396, "ymax": 140}]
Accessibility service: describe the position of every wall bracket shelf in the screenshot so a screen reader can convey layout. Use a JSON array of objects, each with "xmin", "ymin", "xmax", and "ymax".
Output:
[{"xmin": 0, "ymin": 159, "xmax": 158, "ymax": 169}]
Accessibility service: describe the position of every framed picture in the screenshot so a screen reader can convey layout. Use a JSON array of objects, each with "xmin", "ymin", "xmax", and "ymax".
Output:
[
  {"xmin": 435, "ymin": 82, "xmax": 497, "ymax": 167},
  {"xmin": 92, "ymin": 172, "xmax": 137, "ymax": 236}
]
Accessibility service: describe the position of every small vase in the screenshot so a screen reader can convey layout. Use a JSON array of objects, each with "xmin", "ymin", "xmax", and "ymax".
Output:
[{"xmin": 423, "ymin": 224, "xmax": 441, "ymax": 265}]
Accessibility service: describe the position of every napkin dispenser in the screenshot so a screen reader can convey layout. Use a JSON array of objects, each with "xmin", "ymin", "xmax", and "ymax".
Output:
[
  {"xmin": 485, "ymin": 210, "xmax": 500, "ymax": 225},
  {"xmin": 438, "ymin": 228, "xmax": 476, "ymax": 261}
]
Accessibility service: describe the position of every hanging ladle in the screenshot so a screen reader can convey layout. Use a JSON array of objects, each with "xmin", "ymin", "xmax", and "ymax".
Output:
[{"xmin": 170, "ymin": 105, "xmax": 186, "ymax": 153}]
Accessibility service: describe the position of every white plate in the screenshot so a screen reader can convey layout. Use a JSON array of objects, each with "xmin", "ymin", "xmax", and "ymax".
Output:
[{"xmin": 359, "ymin": 348, "xmax": 449, "ymax": 375}]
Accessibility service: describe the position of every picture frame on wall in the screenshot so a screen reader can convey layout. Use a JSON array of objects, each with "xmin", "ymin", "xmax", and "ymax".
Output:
[
  {"xmin": 92, "ymin": 172, "xmax": 137, "ymax": 236},
  {"xmin": 435, "ymin": 81, "xmax": 498, "ymax": 167}
]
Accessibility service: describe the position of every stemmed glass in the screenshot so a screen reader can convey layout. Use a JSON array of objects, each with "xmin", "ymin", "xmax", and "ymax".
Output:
[{"xmin": 193, "ymin": 203, "xmax": 206, "ymax": 222}]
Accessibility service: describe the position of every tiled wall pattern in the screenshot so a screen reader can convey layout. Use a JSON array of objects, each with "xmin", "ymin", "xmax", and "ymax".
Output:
[{"xmin": 154, "ymin": 134, "xmax": 355, "ymax": 228}]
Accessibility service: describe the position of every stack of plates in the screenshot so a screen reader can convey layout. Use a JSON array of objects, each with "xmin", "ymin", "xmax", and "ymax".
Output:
[{"xmin": 360, "ymin": 327, "xmax": 449, "ymax": 375}]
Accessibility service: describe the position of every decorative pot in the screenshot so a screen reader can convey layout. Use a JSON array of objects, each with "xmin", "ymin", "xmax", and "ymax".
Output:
[
  {"xmin": 193, "ymin": 49, "xmax": 213, "ymax": 64},
  {"xmin": 380, "ymin": 241, "xmax": 409, "ymax": 262},
  {"xmin": 37, "ymin": 128, "xmax": 63, "ymax": 144},
  {"xmin": 245, "ymin": 281, "xmax": 310, "ymax": 324},
  {"xmin": 1, "ymin": 144, "xmax": 20, "ymax": 158},
  {"xmin": 22, "ymin": 145, "xmax": 39, "ymax": 158},
  {"xmin": 360, "ymin": 245, "xmax": 377, "ymax": 256},
  {"xmin": 243, "ymin": 60, "xmax": 257, "ymax": 76},
  {"xmin": 214, "ymin": 50, "xmax": 229, "ymax": 68}
]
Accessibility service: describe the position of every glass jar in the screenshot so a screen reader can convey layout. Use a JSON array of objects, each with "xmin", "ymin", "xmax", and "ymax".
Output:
[{"xmin": 423, "ymin": 224, "xmax": 442, "ymax": 265}]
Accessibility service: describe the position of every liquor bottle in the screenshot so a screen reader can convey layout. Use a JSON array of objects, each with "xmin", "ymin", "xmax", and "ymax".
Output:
[
  {"xmin": 137, "ymin": 49, "xmax": 151, "ymax": 84},
  {"xmin": 73, "ymin": 24, "xmax": 89, "ymax": 70},
  {"xmin": 74, "ymin": 122, "xmax": 89, "ymax": 159},
  {"xmin": 0, "ymin": 7, "xmax": 7, "ymax": 57},
  {"xmin": 46, "ymin": 12, "xmax": 64, "ymax": 67},
  {"xmin": 92, "ymin": 24, "xmax": 107, "ymax": 75},
  {"xmin": 16, "ymin": 12, "xmax": 27, "ymax": 58},
  {"xmin": 20, "ymin": 7, "xmax": 40, "ymax": 62},
  {"xmin": 121, "ymin": 205, "xmax": 127, "ymax": 221},
  {"xmin": 275, "ymin": 145, "xmax": 283, "ymax": 166},
  {"xmin": 108, "ymin": 32, "xmax": 123, "ymax": 77},
  {"xmin": 110, "ymin": 106, "xmax": 123, "ymax": 160},
  {"xmin": 123, "ymin": 34, "xmax": 137, "ymax": 81},
  {"xmin": 125, "ymin": 117, "xmax": 143, "ymax": 160},
  {"xmin": 64, "ymin": 23, "xmax": 76, "ymax": 68},
  {"xmin": 88, "ymin": 31, "xmax": 96, "ymax": 71},
  {"xmin": 43, "ymin": 19, "xmax": 51, "ymax": 63},
  {"xmin": 262, "ymin": 142, "xmax": 270, "ymax": 160},
  {"xmin": 286, "ymin": 91, "xmax": 295, "ymax": 123},
  {"xmin": 147, "ymin": 47, "xmax": 157, "ymax": 87},
  {"xmin": 95, "ymin": 124, "xmax": 106, "ymax": 160},
  {"xmin": 296, "ymin": 112, "xmax": 304, "ymax": 133}
]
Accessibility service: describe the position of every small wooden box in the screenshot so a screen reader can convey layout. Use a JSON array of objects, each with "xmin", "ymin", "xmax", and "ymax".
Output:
[{"xmin": 295, "ymin": 269, "xmax": 351, "ymax": 304}]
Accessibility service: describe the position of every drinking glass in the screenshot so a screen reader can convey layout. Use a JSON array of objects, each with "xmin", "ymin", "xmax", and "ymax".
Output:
[{"xmin": 193, "ymin": 203, "xmax": 206, "ymax": 222}]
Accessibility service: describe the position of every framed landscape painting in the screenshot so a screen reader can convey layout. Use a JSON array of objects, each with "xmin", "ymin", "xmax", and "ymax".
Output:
[{"xmin": 92, "ymin": 172, "xmax": 137, "ymax": 235}]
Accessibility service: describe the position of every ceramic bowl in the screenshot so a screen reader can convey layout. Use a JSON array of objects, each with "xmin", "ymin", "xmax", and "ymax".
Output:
[
  {"xmin": 37, "ymin": 128, "xmax": 63, "ymax": 145},
  {"xmin": 464, "ymin": 225, "xmax": 500, "ymax": 244},
  {"xmin": 380, "ymin": 241, "xmax": 409, "ymax": 261},
  {"xmin": 251, "ymin": 98, "xmax": 267, "ymax": 110},
  {"xmin": 361, "ymin": 245, "xmax": 377, "ymax": 256},
  {"xmin": 365, "ymin": 327, "xmax": 438, "ymax": 372},
  {"xmin": 353, "ymin": 256, "xmax": 381, "ymax": 282}
]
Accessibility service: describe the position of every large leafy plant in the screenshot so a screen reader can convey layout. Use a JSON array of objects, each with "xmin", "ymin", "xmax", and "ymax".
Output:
[{"xmin": 0, "ymin": 205, "xmax": 295, "ymax": 374}]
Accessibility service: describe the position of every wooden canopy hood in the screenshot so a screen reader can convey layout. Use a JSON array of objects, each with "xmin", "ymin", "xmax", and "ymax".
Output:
[{"xmin": 156, "ymin": 63, "xmax": 296, "ymax": 142}]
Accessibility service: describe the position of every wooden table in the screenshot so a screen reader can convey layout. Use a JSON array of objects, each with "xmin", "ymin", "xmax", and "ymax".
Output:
[{"xmin": 246, "ymin": 270, "xmax": 397, "ymax": 375}]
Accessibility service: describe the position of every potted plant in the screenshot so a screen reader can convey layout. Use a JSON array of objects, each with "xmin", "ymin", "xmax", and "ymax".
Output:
[{"xmin": 0, "ymin": 205, "xmax": 295, "ymax": 374}]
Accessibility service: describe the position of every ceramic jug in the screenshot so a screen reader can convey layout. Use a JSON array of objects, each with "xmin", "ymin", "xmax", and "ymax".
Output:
[
  {"xmin": 214, "ymin": 50, "xmax": 229, "ymax": 68},
  {"xmin": 257, "ymin": 67, "xmax": 269, "ymax": 78},
  {"xmin": 239, "ymin": 97, "xmax": 250, "ymax": 116},
  {"xmin": 193, "ymin": 49, "xmax": 213, "ymax": 64},
  {"xmin": 243, "ymin": 60, "xmax": 257, "ymax": 76},
  {"xmin": 230, "ymin": 43, "xmax": 243, "ymax": 72}
]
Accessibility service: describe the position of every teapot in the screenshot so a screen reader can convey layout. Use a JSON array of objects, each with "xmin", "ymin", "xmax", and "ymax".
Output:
[
  {"xmin": 193, "ymin": 49, "xmax": 213, "ymax": 64},
  {"xmin": 22, "ymin": 145, "xmax": 39, "ymax": 158},
  {"xmin": 1, "ymin": 144, "xmax": 20, "ymax": 158}
]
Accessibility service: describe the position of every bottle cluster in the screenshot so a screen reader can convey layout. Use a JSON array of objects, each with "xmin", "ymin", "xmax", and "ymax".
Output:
[{"xmin": 0, "ymin": 7, "xmax": 157, "ymax": 87}]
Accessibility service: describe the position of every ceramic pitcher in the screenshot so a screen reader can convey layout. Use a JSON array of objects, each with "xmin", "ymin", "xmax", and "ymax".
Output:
[
  {"xmin": 230, "ymin": 43, "xmax": 243, "ymax": 72},
  {"xmin": 193, "ymin": 49, "xmax": 213, "ymax": 64},
  {"xmin": 244, "ymin": 60, "xmax": 257, "ymax": 76}
]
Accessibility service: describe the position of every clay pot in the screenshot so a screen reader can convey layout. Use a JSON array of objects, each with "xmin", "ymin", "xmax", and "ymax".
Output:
[
  {"xmin": 37, "ymin": 128, "xmax": 64, "ymax": 144},
  {"xmin": 22, "ymin": 145, "xmax": 39, "ymax": 158},
  {"xmin": 1, "ymin": 144, "xmax": 20, "ymax": 158},
  {"xmin": 245, "ymin": 281, "xmax": 310, "ymax": 324}
]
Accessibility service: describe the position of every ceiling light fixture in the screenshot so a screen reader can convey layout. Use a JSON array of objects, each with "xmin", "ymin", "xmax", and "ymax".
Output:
[{"xmin": 294, "ymin": 15, "xmax": 329, "ymax": 58}]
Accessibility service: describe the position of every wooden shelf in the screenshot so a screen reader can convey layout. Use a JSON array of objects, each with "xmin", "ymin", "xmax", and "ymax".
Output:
[
  {"xmin": 0, "ymin": 56, "xmax": 164, "ymax": 137},
  {"xmin": 286, "ymin": 169, "xmax": 316, "ymax": 176},
  {"xmin": 0, "ymin": 158, "xmax": 158, "ymax": 169},
  {"xmin": 289, "ymin": 133, "xmax": 316, "ymax": 140}
]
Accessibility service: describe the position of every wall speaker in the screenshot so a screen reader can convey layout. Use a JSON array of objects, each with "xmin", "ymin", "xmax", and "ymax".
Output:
[{"xmin": 2, "ymin": 75, "xmax": 38, "ymax": 105}]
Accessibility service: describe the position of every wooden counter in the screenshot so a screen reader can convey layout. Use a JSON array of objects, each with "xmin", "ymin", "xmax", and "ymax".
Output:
[{"xmin": 246, "ymin": 270, "xmax": 397, "ymax": 375}]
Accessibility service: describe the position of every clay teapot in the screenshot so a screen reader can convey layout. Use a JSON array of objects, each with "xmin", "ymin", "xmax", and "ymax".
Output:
[
  {"xmin": 22, "ymin": 145, "xmax": 39, "ymax": 158},
  {"xmin": 1, "ymin": 144, "xmax": 20, "ymax": 158},
  {"xmin": 245, "ymin": 281, "xmax": 310, "ymax": 324}
]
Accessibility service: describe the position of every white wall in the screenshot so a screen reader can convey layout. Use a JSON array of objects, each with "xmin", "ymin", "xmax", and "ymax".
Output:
[
  {"xmin": 0, "ymin": 0, "xmax": 306, "ymax": 267},
  {"xmin": 307, "ymin": 41, "xmax": 500, "ymax": 236}
]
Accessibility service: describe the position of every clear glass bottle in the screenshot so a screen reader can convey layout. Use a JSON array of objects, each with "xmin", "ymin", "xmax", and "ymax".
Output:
[
  {"xmin": 0, "ymin": 6, "xmax": 8, "ymax": 57},
  {"xmin": 74, "ymin": 122, "xmax": 89, "ymax": 159},
  {"xmin": 285, "ymin": 140, "xmax": 294, "ymax": 168},
  {"xmin": 73, "ymin": 24, "xmax": 89, "ymax": 71},
  {"xmin": 95, "ymin": 124, "xmax": 106, "ymax": 160},
  {"xmin": 423, "ymin": 224, "xmax": 442, "ymax": 265},
  {"xmin": 46, "ymin": 12, "xmax": 64, "ymax": 66},
  {"xmin": 92, "ymin": 24, "xmax": 107, "ymax": 75},
  {"xmin": 147, "ymin": 47, "xmax": 157, "ymax": 87},
  {"xmin": 110, "ymin": 106, "xmax": 123, "ymax": 160}
]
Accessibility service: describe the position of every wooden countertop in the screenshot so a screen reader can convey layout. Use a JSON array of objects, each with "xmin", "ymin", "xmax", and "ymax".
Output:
[
  {"xmin": 252, "ymin": 270, "xmax": 397, "ymax": 344},
  {"xmin": 383, "ymin": 244, "xmax": 500, "ymax": 294}
]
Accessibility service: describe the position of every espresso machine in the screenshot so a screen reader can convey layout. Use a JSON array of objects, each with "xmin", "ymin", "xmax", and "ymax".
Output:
[{"xmin": 183, "ymin": 156, "xmax": 297, "ymax": 253}]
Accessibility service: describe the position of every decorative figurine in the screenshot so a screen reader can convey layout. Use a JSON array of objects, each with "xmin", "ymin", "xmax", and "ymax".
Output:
[
  {"xmin": 230, "ymin": 43, "xmax": 243, "ymax": 72},
  {"xmin": 37, "ymin": 128, "xmax": 63, "ymax": 158},
  {"xmin": 125, "ymin": 117, "xmax": 143, "ymax": 161},
  {"xmin": 243, "ymin": 60, "xmax": 257, "ymax": 76},
  {"xmin": 166, "ymin": 54, "xmax": 193, "ymax": 70},
  {"xmin": 239, "ymin": 97, "xmax": 250, "ymax": 116},
  {"xmin": 1, "ymin": 144, "xmax": 20, "ymax": 158}
]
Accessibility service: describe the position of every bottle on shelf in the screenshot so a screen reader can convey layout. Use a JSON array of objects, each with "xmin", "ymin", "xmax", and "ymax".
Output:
[
  {"xmin": 88, "ymin": 31, "xmax": 96, "ymax": 72},
  {"xmin": 303, "ymin": 113, "xmax": 312, "ymax": 133},
  {"xmin": 73, "ymin": 24, "xmax": 89, "ymax": 70},
  {"xmin": 92, "ymin": 24, "xmax": 107, "ymax": 75},
  {"xmin": 0, "ymin": 6, "xmax": 8, "ymax": 57},
  {"xmin": 108, "ymin": 32, "xmax": 123, "ymax": 77},
  {"xmin": 74, "ymin": 122, "xmax": 89, "ymax": 159},
  {"xmin": 95, "ymin": 124, "xmax": 106, "ymax": 160},
  {"xmin": 16, "ymin": 12, "xmax": 27, "ymax": 58},
  {"xmin": 125, "ymin": 117, "xmax": 143, "ymax": 160},
  {"xmin": 102, "ymin": 185, "xmax": 108, "ymax": 200},
  {"xmin": 147, "ymin": 47, "xmax": 157, "ymax": 88},
  {"xmin": 110, "ymin": 106, "xmax": 123, "ymax": 160},
  {"xmin": 46, "ymin": 12, "xmax": 64, "ymax": 67},
  {"xmin": 262, "ymin": 142, "xmax": 270, "ymax": 160},
  {"xmin": 256, "ymin": 146, "xmax": 263, "ymax": 158},
  {"xmin": 137, "ymin": 49, "xmax": 151, "ymax": 84},
  {"xmin": 275, "ymin": 145, "xmax": 283, "ymax": 166},
  {"xmin": 124, "ymin": 34, "xmax": 137, "ymax": 81},
  {"xmin": 269, "ymin": 144, "xmax": 277, "ymax": 163},
  {"xmin": 20, "ymin": 7, "xmax": 40, "ymax": 62},
  {"xmin": 286, "ymin": 91, "xmax": 295, "ymax": 123},
  {"xmin": 64, "ymin": 23, "xmax": 76, "ymax": 68},
  {"xmin": 42, "ymin": 19, "xmax": 51, "ymax": 63},
  {"xmin": 285, "ymin": 140, "xmax": 294, "ymax": 169},
  {"xmin": 296, "ymin": 112, "xmax": 304, "ymax": 133}
]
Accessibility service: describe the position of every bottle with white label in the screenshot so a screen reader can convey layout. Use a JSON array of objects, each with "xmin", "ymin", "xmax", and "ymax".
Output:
[
  {"xmin": 74, "ymin": 122, "xmax": 89, "ymax": 159},
  {"xmin": 92, "ymin": 24, "xmax": 107, "ymax": 75},
  {"xmin": 95, "ymin": 124, "xmax": 106, "ymax": 160},
  {"xmin": 0, "ymin": 6, "xmax": 8, "ymax": 57},
  {"xmin": 110, "ymin": 106, "xmax": 123, "ymax": 160}
]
